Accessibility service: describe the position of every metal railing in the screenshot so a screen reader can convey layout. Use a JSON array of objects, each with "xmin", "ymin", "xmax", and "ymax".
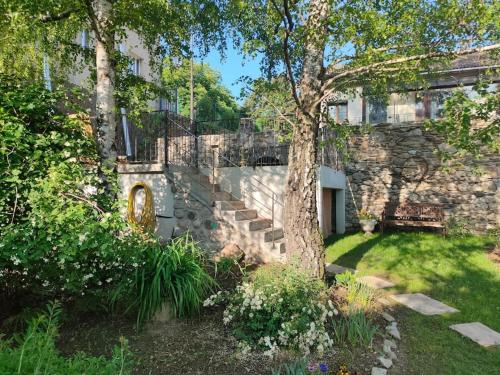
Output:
[
  {"xmin": 164, "ymin": 116, "xmax": 283, "ymax": 248},
  {"xmin": 212, "ymin": 147, "xmax": 282, "ymax": 248},
  {"xmin": 116, "ymin": 110, "xmax": 167, "ymax": 163}
]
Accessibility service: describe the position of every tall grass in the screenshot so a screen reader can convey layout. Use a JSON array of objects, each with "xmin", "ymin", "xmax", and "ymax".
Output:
[
  {"xmin": 0, "ymin": 302, "xmax": 131, "ymax": 375},
  {"xmin": 332, "ymin": 311, "xmax": 378, "ymax": 348},
  {"xmin": 126, "ymin": 235, "xmax": 215, "ymax": 326},
  {"xmin": 335, "ymin": 271, "xmax": 376, "ymax": 313}
]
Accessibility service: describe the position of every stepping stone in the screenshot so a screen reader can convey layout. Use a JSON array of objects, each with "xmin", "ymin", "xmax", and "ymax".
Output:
[
  {"xmin": 371, "ymin": 367, "xmax": 387, "ymax": 375},
  {"xmin": 386, "ymin": 322, "xmax": 401, "ymax": 340},
  {"xmin": 377, "ymin": 356, "xmax": 393, "ymax": 369},
  {"xmin": 381, "ymin": 312, "xmax": 395, "ymax": 322},
  {"xmin": 391, "ymin": 293, "xmax": 459, "ymax": 315},
  {"xmin": 450, "ymin": 322, "xmax": 500, "ymax": 347},
  {"xmin": 357, "ymin": 275, "xmax": 395, "ymax": 289},
  {"xmin": 325, "ymin": 263, "xmax": 354, "ymax": 274}
]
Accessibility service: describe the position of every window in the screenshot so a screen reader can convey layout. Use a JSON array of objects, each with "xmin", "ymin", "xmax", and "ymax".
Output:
[
  {"xmin": 429, "ymin": 90, "xmax": 450, "ymax": 119},
  {"xmin": 80, "ymin": 30, "xmax": 89, "ymax": 49},
  {"xmin": 368, "ymin": 97, "xmax": 387, "ymax": 124},
  {"xmin": 129, "ymin": 58, "xmax": 141, "ymax": 76},
  {"xmin": 327, "ymin": 102, "xmax": 348, "ymax": 123}
]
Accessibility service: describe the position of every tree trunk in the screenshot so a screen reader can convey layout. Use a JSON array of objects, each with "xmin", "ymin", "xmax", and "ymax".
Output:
[
  {"xmin": 283, "ymin": 0, "xmax": 329, "ymax": 277},
  {"xmin": 93, "ymin": 0, "xmax": 117, "ymax": 172},
  {"xmin": 284, "ymin": 114, "xmax": 324, "ymax": 277}
]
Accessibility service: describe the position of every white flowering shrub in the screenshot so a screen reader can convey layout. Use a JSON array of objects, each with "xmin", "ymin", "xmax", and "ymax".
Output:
[
  {"xmin": 0, "ymin": 164, "xmax": 148, "ymax": 303},
  {"xmin": 204, "ymin": 264, "xmax": 338, "ymax": 357}
]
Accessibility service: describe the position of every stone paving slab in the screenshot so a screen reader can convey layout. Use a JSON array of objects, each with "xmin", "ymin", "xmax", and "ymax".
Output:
[
  {"xmin": 325, "ymin": 263, "xmax": 355, "ymax": 274},
  {"xmin": 391, "ymin": 293, "xmax": 459, "ymax": 315},
  {"xmin": 357, "ymin": 275, "xmax": 395, "ymax": 289},
  {"xmin": 450, "ymin": 322, "xmax": 500, "ymax": 347}
]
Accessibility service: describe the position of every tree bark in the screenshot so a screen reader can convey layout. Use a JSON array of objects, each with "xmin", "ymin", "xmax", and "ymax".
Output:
[
  {"xmin": 284, "ymin": 114, "xmax": 324, "ymax": 277},
  {"xmin": 283, "ymin": 0, "xmax": 329, "ymax": 278},
  {"xmin": 92, "ymin": 0, "xmax": 117, "ymax": 171}
]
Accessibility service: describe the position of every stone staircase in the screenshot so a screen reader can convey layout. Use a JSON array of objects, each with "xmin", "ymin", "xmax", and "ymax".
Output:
[{"xmin": 169, "ymin": 166, "xmax": 286, "ymax": 263}]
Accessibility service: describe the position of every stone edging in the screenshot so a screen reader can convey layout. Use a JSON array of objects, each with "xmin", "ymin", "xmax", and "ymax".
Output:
[{"xmin": 371, "ymin": 306, "xmax": 401, "ymax": 375}]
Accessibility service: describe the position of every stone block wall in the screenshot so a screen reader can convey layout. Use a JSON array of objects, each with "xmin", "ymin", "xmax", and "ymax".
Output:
[{"xmin": 344, "ymin": 123, "xmax": 499, "ymax": 233}]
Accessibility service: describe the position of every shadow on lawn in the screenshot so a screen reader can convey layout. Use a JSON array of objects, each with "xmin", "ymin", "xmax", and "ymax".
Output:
[
  {"xmin": 327, "ymin": 231, "xmax": 500, "ymax": 373},
  {"xmin": 328, "ymin": 230, "xmax": 500, "ymax": 326},
  {"xmin": 325, "ymin": 231, "xmax": 386, "ymax": 269}
]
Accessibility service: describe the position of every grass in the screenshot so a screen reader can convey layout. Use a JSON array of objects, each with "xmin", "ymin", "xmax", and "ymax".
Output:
[{"xmin": 325, "ymin": 230, "xmax": 500, "ymax": 375}]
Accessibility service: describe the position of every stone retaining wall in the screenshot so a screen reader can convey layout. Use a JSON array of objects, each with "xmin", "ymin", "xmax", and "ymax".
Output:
[{"xmin": 344, "ymin": 123, "xmax": 499, "ymax": 232}]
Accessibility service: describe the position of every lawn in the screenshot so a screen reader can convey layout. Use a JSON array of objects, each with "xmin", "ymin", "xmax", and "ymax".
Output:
[{"xmin": 325, "ymin": 231, "xmax": 500, "ymax": 375}]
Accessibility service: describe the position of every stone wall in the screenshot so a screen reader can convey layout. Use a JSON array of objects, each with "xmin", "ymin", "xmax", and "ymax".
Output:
[{"xmin": 344, "ymin": 123, "xmax": 499, "ymax": 232}]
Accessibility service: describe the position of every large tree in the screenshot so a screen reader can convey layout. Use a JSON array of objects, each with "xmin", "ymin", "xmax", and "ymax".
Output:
[
  {"xmin": 230, "ymin": 0, "xmax": 499, "ymax": 277},
  {"xmin": 0, "ymin": 0, "xmax": 226, "ymax": 178},
  {"xmin": 163, "ymin": 58, "xmax": 239, "ymax": 123}
]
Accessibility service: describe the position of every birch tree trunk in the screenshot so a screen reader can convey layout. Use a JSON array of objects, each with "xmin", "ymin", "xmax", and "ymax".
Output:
[
  {"xmin": 284, "ymin": 114, "xmax": 324, "ymax": 277},
  {"xmin": 93, "ymin": 0, "xmax": 117, "ymax": 172},
  {"xmin": 283, "ymin": 0, "xmax": 328, "ymax": 277}
]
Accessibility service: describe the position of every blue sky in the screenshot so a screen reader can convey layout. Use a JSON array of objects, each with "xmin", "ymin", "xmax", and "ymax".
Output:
[{"xmin": 199, "ymin": 44, "xmax": 263, "ymax": 103}]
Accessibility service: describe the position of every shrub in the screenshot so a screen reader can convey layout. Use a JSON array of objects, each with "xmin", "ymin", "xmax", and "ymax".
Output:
[
  {"xmin": 335, "ymin": 272, "xmax": 376, "ymax": 313},
  {"xmin": 116, "ymin": 235, "xmax": 215, "ymax": 326},
  {"xmin": 332, "ymin": 312, "xmax": 378, "ymax": 348},
  {"xmin": 0, "ymin": 163, "xmax": 146, "ymax": 303},
  {"xmin": 445, "ymin": 215, "xmax": 473, "ymax": 237},
  {"xmin": 0, "ymin": 75, "xmax": 96, "ymax": 228},
  {"xmin": 204, "ymin": 264, "xmax": 338, "ymax": 357},
  {"xmin": 0, "ymin": 302, "xmax": 132, "ymax": 375},
  {"xmin": 331, "ymin": 272, "xmax": 378, "ymax": 348}
]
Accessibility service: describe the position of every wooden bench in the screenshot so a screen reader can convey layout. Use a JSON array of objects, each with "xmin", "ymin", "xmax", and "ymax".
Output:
[{"xmin": 381, "ymin": 202, "xmax": 445, "ymax": 233}]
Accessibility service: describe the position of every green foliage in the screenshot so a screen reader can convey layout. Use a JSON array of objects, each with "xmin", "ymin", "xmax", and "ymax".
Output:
[
  {"xmin": 0, "ymin": 162, "xmax": 147, "ymax": 302},
  {"xmin": 204, "ymin": 264, "xmax": 338, "ymax": 356},
  {"xmin": 0, "ymin": 77, "xmax": 144, "ymax": 302},
  {"xmin": 0, "ymin": 302, "xmax": 132, "ymax": 375},
  {"xmin": 241, "ymin": 76, "xmax": 295, "ymax": 134},
  {"xmin": 0, "ymin": 0, "xmax": 228, "ymax": 110},
  {"xmin": 271, "ymin": 359, "xmax": 307, "ymax": 375},
  {"xmin": 333, "ymin": 272, "xmax": 377, "ymax": 348},
  {"xmin": 0, "ymin": 75, "xmax": 96, "ymax": 227},
  {"xmin": 335, "ymin": 272, "xmax": 376, "ymax": 314},
  {"xmin": 162, "ymin": 58, "xmax": 239, "ymax": 126},
  {"xmin": 0, "ymin": 78, "xmax": 213, "ymax": 327},
  {"xmin": 445, "ymin": 216, "xmax": 473, "ymax": 238},
  {"xmin": 332, "ymin": 312, "xmax": 377, "ymax": 348},
  {"xmin": 117, "ymin": 235, "xmax": 215, "ymax": 327},
  {"xmin": 424, "ymin": 80, "xmax": 500, "ymax": 164}
]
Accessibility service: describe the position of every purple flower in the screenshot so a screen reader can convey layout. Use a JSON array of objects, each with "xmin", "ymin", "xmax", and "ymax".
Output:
[
  {"xmin": 307, "ymin": 362, "xmax": 317, "ymax": 372},
  {"xmin": 319, "ymin": 363, "xmax": 328, "ymax": 373}
]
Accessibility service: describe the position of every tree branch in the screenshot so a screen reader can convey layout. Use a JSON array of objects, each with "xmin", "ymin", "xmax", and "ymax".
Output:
[
  {"xmin": 322, "ymin": 43, "xmax": 500, "ymax": 92},
  {"xmin": 282, "ymin": 0, "xmax": 301, "ymax": 109},
  {"xmin": 82, "ymin": 0, "xmax": 103, "ymax": 42},
  {"xmin": 40, "ymin": 10, "xmax": 73, "ymax": 23},
  {"xmin": 61, "ymin": 192, "xmax": 105, "ymax": 214}
]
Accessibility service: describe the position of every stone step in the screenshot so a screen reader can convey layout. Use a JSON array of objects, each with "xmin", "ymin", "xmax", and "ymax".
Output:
[
  {"xmin": 216, "ymin": 200, "xmax": 246, "ymax": 211},
  {"xmin": 263, "ymin": 228, "xmax": 284, "ymax": 242},
  {"xmin": 234, "ymin": 209, "xmax": 258, "ymax": 221},
  {"xmin": 213, "ymin": 191, "xmax": 234, "ymax": 201},
  {"xmin": 249, "ymin": 218, "xmax": 272, "ymax": 231},
  {"xmin": 263, "ymin": 239, "xmax": 286, "ymax": 254}
]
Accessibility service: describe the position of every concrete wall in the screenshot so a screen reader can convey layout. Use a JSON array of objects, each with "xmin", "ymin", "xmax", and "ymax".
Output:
[
  {"xmin": 317, "ymin": 166, "xmax": 347, "ymax": 234},
  {"xmin": 117, "ymin": 164, "xmax": 175, "ymax": 240},
  {"xmin": 201, "ymin": 166, "xmax": 288, "ymax": 227},
  {"xmin": 201, "ymin": 165, "xmax": 348, "ymax": 235}
]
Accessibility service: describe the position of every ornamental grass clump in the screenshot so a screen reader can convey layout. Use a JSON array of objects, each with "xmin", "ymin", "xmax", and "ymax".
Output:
[
  {"xmin": 119, "ymin": 234, "xmax": 215, "ymax": 327},
  {"xmin": 204, "ymin": 263, "xmax": 338, "ymax": 357}
]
